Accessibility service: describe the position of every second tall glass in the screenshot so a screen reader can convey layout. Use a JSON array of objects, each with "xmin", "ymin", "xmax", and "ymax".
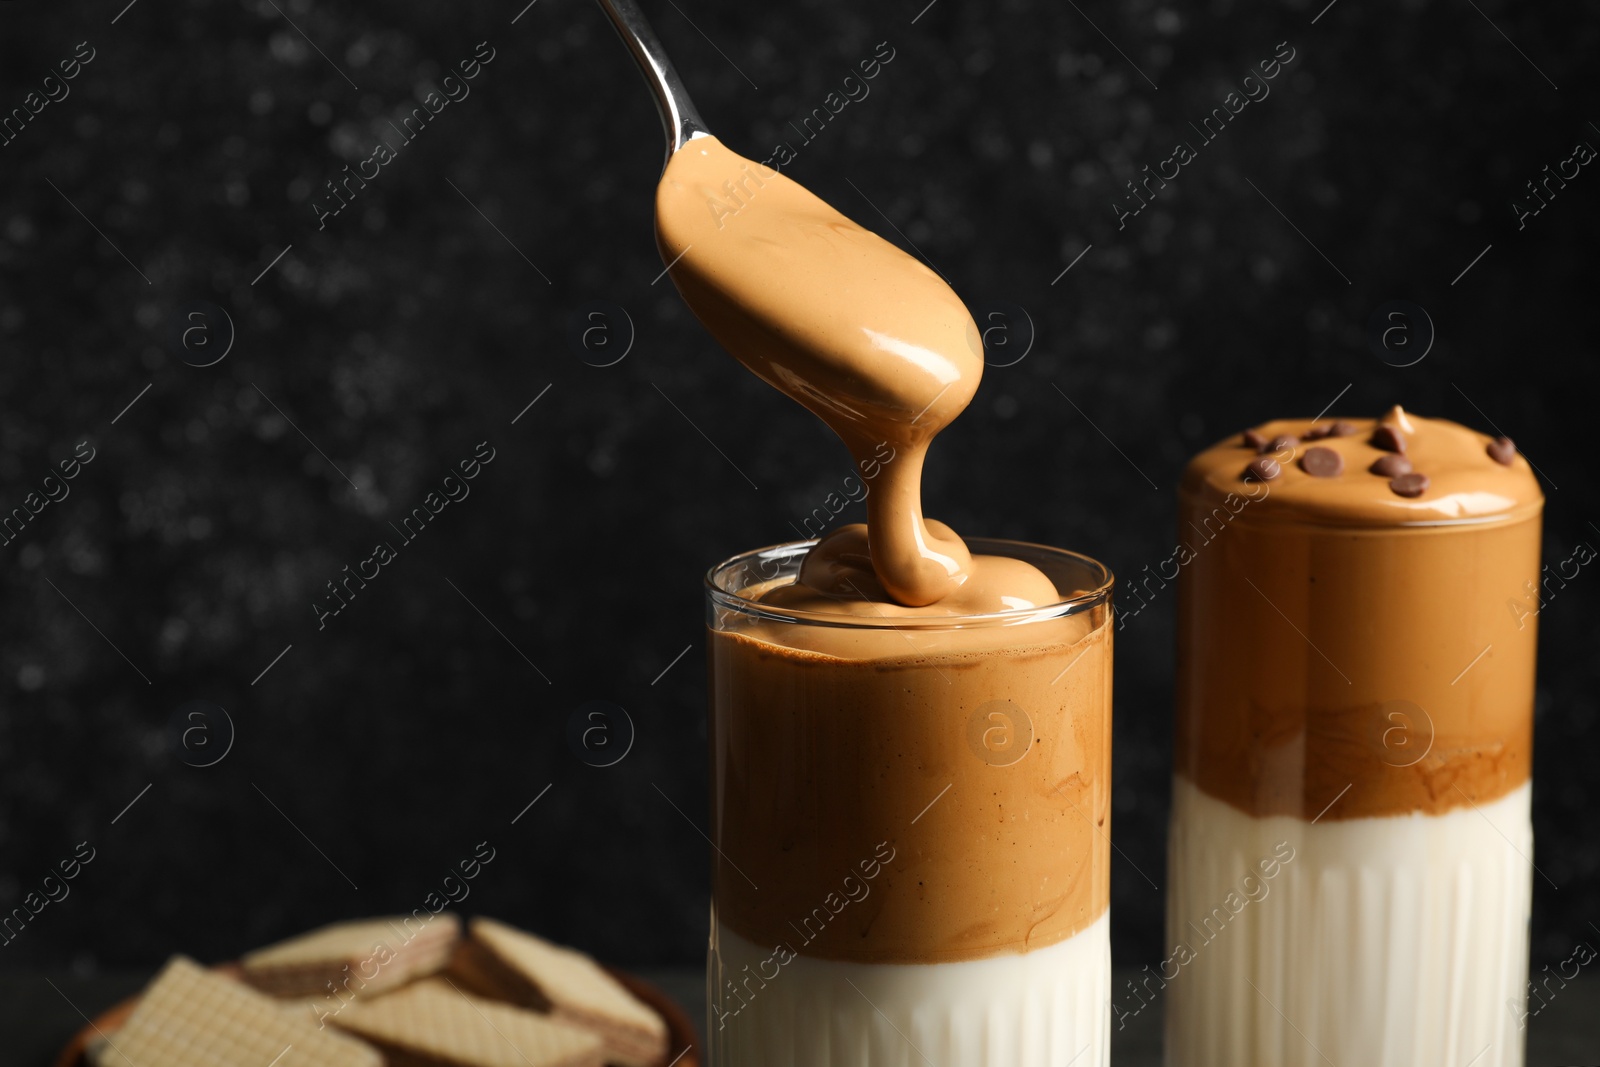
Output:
[{"xmin": 1166, "ymin": 418, "xmax": 1543, "ymax": 1067}]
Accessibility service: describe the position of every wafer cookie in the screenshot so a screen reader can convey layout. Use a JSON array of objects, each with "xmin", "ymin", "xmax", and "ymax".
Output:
[
  {"xmin": 243, "ymin": 913, "xmax": 460, "ymax": 998},
  {"xmin": 87, "ymin": 955, "xmax": 381, "ymax": 1067},
  {"xmin": 453, "ymin": 918, "xmax": 668, "ymax": 1067},
  {"xmin": 332, "ymin": 977, "xmax": 604, "ymax": 1067}
]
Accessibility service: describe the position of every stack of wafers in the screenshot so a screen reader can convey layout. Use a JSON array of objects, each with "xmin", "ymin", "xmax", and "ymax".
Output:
[{"xmin": 85, "ymin": 915, "xmax": 675, "ymax": 1067}]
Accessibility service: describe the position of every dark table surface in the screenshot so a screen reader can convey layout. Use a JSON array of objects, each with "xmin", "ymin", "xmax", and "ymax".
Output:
[{"xmin": 9, "ymin": 968, "xmax": 1597, "ymax": 1065}]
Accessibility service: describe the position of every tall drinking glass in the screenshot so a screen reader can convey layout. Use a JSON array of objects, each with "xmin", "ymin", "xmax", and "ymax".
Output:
[
  {"xmin": 704, "ymin": 539, "xmax": 1114, "ymax": 1067},
  {"xmin": 1166, "ymin": 419, "xmax": 1543, "ymax": 1067}
]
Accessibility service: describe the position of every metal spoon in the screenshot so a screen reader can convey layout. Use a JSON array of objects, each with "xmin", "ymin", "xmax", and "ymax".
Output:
[{"xmin": 593, "ymin": 0, "xmax": 710, "ymax": 170}]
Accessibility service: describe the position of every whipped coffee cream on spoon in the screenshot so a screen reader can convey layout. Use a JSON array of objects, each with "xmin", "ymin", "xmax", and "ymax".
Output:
[
  {"xmin": 599, "ymin": 0, "xmax": 1053, "ymax": 610},
  {"xmin": 657, "ymin": 138, "xmax": 1010, "ymax": 608}
]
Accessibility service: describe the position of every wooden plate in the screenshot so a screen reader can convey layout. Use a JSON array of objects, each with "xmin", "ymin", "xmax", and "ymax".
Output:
[{"xmin": 54, "ymin": 963, "xmax": 701, "ymax": 1067}]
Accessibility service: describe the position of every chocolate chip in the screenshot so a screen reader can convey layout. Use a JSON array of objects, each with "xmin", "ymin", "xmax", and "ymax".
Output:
[
  {"xmin": 1371, "ymin": 425, "xmax": 1407, "ymax": 454},
  {"xmin": 1328, "ymin": 421, "xmax": 1358, "ymax": 437},
  {"xmin": 1303, "ymin": 423, "xmax": 1332, "ymax": 440},
  {"xmin": 1369, "ymin": 454, "xmax": 1413, "ymax": 478},
  {"xmin": 1267, "ymin": 434, "xmax": 1298, "ymax": 453},
  {"xmin": 1487, "ymin": 436, "xmax": 1517, "ymax": 465},
  {"xmin": 1389, "ymin": 472, "xmax": 1429, "ymax": 497},
  {"xmin": 1244, "ymin": 456, "xmax": 1281, "ymax": 482},
  {"xmin": 1242, "ymin": 429, "xmax": 1266, "ymax": 451},
  {"xmin": 1300, "ymin": 447, "xmax": 1344, "ymax": 478}
]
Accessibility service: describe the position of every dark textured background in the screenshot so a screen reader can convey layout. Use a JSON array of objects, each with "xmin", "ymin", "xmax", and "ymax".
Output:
[{"xmin": 2, "ymin": 0, "xmax": 1597, "ymax": 1006}]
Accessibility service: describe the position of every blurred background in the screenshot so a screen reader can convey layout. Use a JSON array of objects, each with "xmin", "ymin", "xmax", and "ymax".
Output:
[{"xmin": 1, "ymin": 0, "xmax": 1596, "ymax": 1003}]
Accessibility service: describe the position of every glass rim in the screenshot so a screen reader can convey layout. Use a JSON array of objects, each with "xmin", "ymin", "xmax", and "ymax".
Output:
[{"xmin": 705, "ymin": 537, "xmax": 1114, "ymax": 631}]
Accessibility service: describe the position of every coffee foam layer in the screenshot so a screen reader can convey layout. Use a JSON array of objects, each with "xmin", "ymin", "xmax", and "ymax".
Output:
[
  {"xmin": 708, "ymin": 608, "xmax": 1112, "ymax": 965},
  {"xmin": 1176, "ymin": 411, "xmax": 1541, "ymax": 820}
]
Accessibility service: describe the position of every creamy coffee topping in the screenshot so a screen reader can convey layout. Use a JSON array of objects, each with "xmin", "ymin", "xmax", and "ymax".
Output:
[
  {"xmin": 1176, "ymin": 410, "xmax": 1543, "ymax": 821},
  {"xmin": 1185, "ymin": 406, "xmax": 1542, "ymax": 526},
  {"xmin": 656, "ymin": 136, "xmax": 1048, "ymax": 609}
]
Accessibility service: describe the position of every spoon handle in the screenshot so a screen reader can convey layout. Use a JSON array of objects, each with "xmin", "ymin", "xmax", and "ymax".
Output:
[{"xmin": 593, "ymin": 0, "xmax": 710, "ymax": 166}]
